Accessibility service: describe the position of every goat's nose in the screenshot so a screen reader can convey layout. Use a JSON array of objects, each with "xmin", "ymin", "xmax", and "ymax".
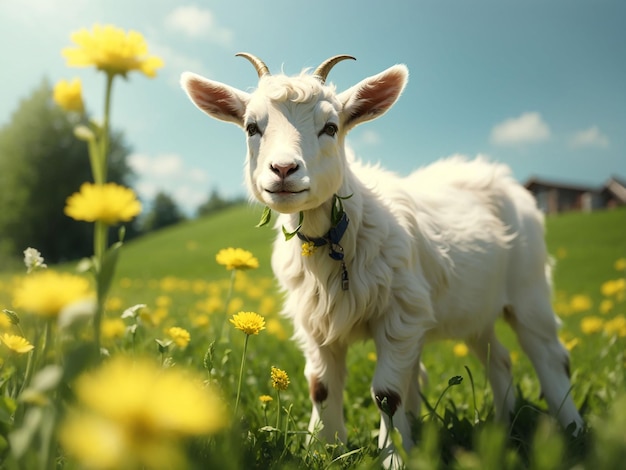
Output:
[{"xmin": 270, "ymin": 162, "xmax": 299, "ymax": 178}]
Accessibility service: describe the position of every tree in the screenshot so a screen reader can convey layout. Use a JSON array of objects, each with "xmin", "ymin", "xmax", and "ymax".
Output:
[
  {"xmin": 141, "ymin": 191, "xmax": 185, "ymax": 232},
  {"xmin": 196, "ymin": 188, "xmax": 245, "ymax": 217},
  {"xmin": 0, "ymin": 79, "xmax": 134, "ymax": 264}
]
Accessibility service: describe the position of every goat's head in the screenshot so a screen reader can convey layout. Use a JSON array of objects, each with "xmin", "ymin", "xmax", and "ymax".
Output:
[{"xmin": 181, "ymin": 54, "xmax": 408, "ymax": 214}]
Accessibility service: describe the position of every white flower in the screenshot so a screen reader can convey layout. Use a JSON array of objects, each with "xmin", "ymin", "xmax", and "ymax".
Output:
[{"xmin": 23, "ymin": 247, "xmax": 47, "ymax": 273}]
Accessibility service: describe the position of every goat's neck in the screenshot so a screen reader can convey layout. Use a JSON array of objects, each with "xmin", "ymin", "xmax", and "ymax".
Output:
[{"xmin": 287, "ymin": 171, "xmax": 361, "ymax": 240}]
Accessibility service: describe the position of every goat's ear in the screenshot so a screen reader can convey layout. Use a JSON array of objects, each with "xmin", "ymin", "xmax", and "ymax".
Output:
[
  {"xmin": 338, "ymin": 64, "xmax": 408, "ymax": 131},
  {"xmin": 180, "ymin": 72, "xmax": 250, "ymax": 127}
]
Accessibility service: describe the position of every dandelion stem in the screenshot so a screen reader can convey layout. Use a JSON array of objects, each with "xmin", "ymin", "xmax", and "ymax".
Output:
[
  {"xmin": 218, "ymin": 270, "xmax": 237, "ymax": 343},
  {"xmin": 234, "ymin": 333, "xmax": 249, "ymax": 416},
  {"xmin": 276, "ymin": 390, "xmax": 281, "ymax": 432},
  {"xmin": 100, "ymin": 73, "xmax": 115, "ymax": 183}
]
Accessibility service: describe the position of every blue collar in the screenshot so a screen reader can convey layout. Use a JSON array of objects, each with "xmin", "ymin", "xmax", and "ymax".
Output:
[
  {"xmin": 297, "ymin": 211, "xmax": 349, "ymax": 261},
  {"xmin": 297, "ymin": 210, "xmax": 350, "ymax": 290}
]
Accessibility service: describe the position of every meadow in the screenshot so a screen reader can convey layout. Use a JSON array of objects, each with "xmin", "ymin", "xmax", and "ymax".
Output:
[{"xmin": 0, "ymin": 204, "xmax": 624, "ymax": 469}]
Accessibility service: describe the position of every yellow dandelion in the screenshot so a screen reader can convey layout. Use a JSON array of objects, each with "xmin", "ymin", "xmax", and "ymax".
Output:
[
  {"xmin": 65, "ymin": 182, "xmax": 142, "ymax": 225},
  {"xmin": 105, "ymin": 296, "xmax": 124, "ymax": 312},
  {"xmin": 367, "ymin": 351, "xmax": 377, "ymax": 362},
  {"xmin": 0, "ymin": 312, "xmax": 12, "ymax": 330},
  {"xmin": 53, "ymin": 78, "xmax": 85, "ymax": 113},
  {"xmin": 604, "ymin": 315, "xmax": 626, "ymax": 338},
  {"xmin": 599, "ymin": 299, "xmax": 614, "ymax": 314},
  {"xmin": 601, "ymin": 278, "xmax": 626, "ymax": 297},
  {"xmin": 60, "ymin": 356, "xmax": 227, "ymax": 470},
  {"xmin": 580, "ymin": 316, "xmax": 604, "ymax": 335},
  {"xmin": 0, "ymin": 333, "xmax": 34, "ymax": 354},
  {"xmin": 62, "ymin": 24, "xmax": 164, "ymax": 78},
  {"xmin": 569, "ymin": 294, "xmax": 592, "ymax": 313},
  {"xmin": 227, "ymin": 297, "xmax": 244, "ymax": 315},
  {"xmin": 191, "ymin": 313, "xmax": 209, "ymax": 328},
  {"xmin": 101, "ymin": 318, "xmax": 126, "ymax": 340},
  {"xmin": 266, "ymin": 318, "xmax": 287, "ymax": 340},
  {"xmin": 155, "ymin": 295, "xmax": 172, "ymax": 308},
  {"xmin": 12, "ymin": 270, "xmax": 93, "ymax": 318},
  {"xmin": 167, "ymin": 327, "xmax": 191, "ymax": 348},
  {"xmin": 215, "ymin": 248, "xmax": 259, "ymax": 271},
  {"xmin": 453, "ymin": 342, "xmax": 469, "ymax": 357},
  {"xmin": 230, "ymin": 311, "xmax": 265, "ymax": 336},
  {"xmin": 563, "ymin": 337, "xmax": 579, "ymax": 351},
  {"xmin": 259, "ymin": 395, "xmax": 273, "ymax": 404},
  {"xmin": 615, "ymin": 258, "xmax": 626, "ymax": 272},
  {"xmin": 301, "ymin": 241, "xmax": 317, "ymax": 257},
  {"xmin": 270, "ymin": 366, "xmax": 290, "ymax": 391}
]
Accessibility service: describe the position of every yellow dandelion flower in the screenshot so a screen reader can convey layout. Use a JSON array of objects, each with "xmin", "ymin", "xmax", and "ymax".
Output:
[
  {"xmin": 65, "ymin": 182, "xmax": 142, "ymax": 225},
  {"xmin": 105, "ymin": 296, "xmax": 124, "ymax": 312},
  {"xmin": 555, "ymin": 247, "xmax": 568, "ymax": 259},
  {"xmin": 227, "ymin": 297, "xmax": 244, "ymax": 315},
  {"xmin": 62, "ymin": 24, "xmax": 164, "ymax": 78},
  {"xmin": 258, "ymin": 296, "xmax": 277, "ymax": 316},
  {"xmin": 601, "ymin": 278, "xmax": 626, "ymax": 297},
  {"xmin": 215, "ymin": 248, "xmax": 259, "ymax": 271},
  {"xmin": 270, "ymin": 366, "xmax": 290, "ymax": 391},
  {"xmin": 301, "ymin": 241, "xmax": 317, "ymax": 256},
  {"xmin": 12, "ymin": 270, "xmax": 93, "ymax": 318},
  {"xmin": 604, "ymin": 315, "xmax": 626, "ymax": 338},
  {"xmin": 259, "ymin": 395, "xmax": 273, "ymax": 404},
  {"xmin": 599, "ymin": 299, "xmax": 614, "ymax": 314},
  {"xmin": 60, "ymin": 356, "xmax": 226, "ymax": 470},
  {"xmin": 615, "ymin": 258, "xmax": 626, "ymax": 272},
  {"xmin": 367, "ymin": 351, "xmax": 377, "ymax": 362},
  {"xmin": 266, "ymin": 318, "xmax": 287, "ymax": 340},
  {"xmin": 453, "ymin": 342, "xmax": 469, "ymax": 357},
  {"xmin": 569, "ymin": 294, "xmax": 592, "ymax": 313},
  {"xmin": 101, "ymin": 318, "xmax": 126, "ymax": 340},
  {"xmin": 53, "ymin": 78, "xmax": 85, "ymax": 113},
  {"xmin": 155, "ymin": 295, "xmax": 172, "ymax": 308},
  {"xmin": 1, "ymin": 333, "xmax": 34, "ymax": 354},
  {"xmin": 191, "ymin": 313, "xmax": 209, "ymax": 327},
  {"xmin": 167, "ymin": 327, "xmax": 191, "ymax": 348},
  {"xmin": 0, "ymin": 312, "xmax": 12, "ymax": 330},
  {"xmin": 580, "ymin": 316, "xmax": 604, "ymax": 335},
  {"xmin": 563, "ymin": 337, "xmax": 579, "ymax": 351},
  {"xmin": 230, "ymin": 311, "xmax": 265, "ymax": 336}
]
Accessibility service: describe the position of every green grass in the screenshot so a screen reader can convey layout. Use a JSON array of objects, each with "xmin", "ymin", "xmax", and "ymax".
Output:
[{"xmin": 0, "ymin": 206, "xmax": 625, "ymax": 469}]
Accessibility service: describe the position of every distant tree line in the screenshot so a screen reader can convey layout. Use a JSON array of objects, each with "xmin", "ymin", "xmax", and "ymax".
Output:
[{"xmin": 0, "ymin": 80, "xmax": 244, "ymax": 267}]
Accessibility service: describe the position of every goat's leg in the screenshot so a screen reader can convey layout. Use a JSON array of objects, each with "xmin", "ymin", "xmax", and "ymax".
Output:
[
  {"xmin": 466, "ymin": 328, "xmax": 515, "ymax": 423},
  {"xmin": 506, "ymin": 305, "xmax": 584, "ymax": 432},
  {"xmin": 405, "ymin": 358, "xmax": 427, "ymax": 419},
  {"xmin": 303, "ymin": 341, "xmax": 348, "ymax": 444},
  {"xmin": 370, "ymin": 317, "xmax": 424, "ymax": 468}
]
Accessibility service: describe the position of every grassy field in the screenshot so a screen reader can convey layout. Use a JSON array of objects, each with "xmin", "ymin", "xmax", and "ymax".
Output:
[{"xmin": 0, "ymin": 205, "xmax": 625, "ymax": 469}]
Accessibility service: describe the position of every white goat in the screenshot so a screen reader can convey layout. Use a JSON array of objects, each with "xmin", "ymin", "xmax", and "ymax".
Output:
[{"xmin": 181, "ymin": 54, "xmax": 583, "ymax": 463}]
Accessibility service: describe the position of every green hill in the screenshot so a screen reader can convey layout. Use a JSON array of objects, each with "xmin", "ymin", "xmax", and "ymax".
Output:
[
  {"xmin": 114, "ymin": 204, "xmax": 625, "ymax": 292},
  {"xmin": 115, "ymin": 204, "xmax": 275, "ymax": 281}
]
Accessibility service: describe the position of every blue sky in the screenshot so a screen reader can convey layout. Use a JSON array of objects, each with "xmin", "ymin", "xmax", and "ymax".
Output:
[{"xmin": 1, "ymin": 0, "xmax": 624, "ymax": 214}]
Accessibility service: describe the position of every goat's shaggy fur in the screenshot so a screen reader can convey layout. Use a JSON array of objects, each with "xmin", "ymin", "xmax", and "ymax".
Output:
[{"xmin": 181, "ymin": 58, "xmax": 583, "ymax": 465}]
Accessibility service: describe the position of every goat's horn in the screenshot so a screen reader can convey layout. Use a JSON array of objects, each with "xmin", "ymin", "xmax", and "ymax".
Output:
[
  {"xmin": 236, "ymin": 52, "xmax": 270, "ymax": 78},
  {"xmin": 313, "ymin": 55, "xmax": 356, "ymax": 83}
]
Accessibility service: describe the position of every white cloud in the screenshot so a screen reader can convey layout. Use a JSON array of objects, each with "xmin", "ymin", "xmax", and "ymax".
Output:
[
  {"xmin": 165, "ymin": 6, "xmax": 233, "ymax": 45},
  {"xmin": 490, "ymin": 112, "xmax": 551, "ymax": 146},
  {"xmin": 569, "ymin": 126, "xmax": 610, "ymax": 149},
  {"xmin": 128, "ymin": 153, "xmax": 209, "ymax": 214}
]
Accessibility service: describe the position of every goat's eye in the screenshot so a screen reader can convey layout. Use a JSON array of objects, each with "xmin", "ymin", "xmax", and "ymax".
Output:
[
  {"xmin": 246, "ymin": 123, "xmax": 260, "ymax": 137},
  {"xmin": 320, "ymin": 123, "xmax": 338, "ymax": 137}
]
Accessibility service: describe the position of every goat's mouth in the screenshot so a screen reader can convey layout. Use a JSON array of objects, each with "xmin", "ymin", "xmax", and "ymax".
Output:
[{"xmin": 264, "ymin": 188, "xmax": 308, "ymax": 196}]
